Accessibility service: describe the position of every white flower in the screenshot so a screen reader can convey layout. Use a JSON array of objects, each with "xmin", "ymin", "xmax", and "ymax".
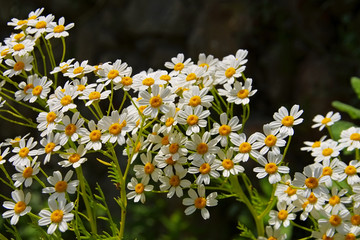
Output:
[
  {"xmin": 334, "ymin": 159, "xmax": 360, "ymax": 185},
  {"xmin": 9, "ymin": 137, "xmax": 37, "ymax": 166},
  {"xmin": 42, "ymin": 170, "xmax": 79, "ymax": 201},
  {"xmin": 174, "ymin": 65, "xmax": 207, "ymax": 88},
  {"xmin": 268, "ymin": 201, "xmax": 296, "ymax": 229},
  {"xmin": 258, "ymin": 226, "xmax": 287, "ymax": 240},
  {"xmin": 2, "ymin": 190, "xmax": 31, "ymax": 225},
  {"xmin": 159, "ymin": 170, "xmax": 191, "ymax": 198},
  {"xmin": 50, "ymin": 58, "xmax": 75, "ymax": 74},
  {"xmin": 7, "ymin": 8, "xmax": 44, "ymax": 29},
  {"xmin": 59, "ymin": 144, "xmax": 87, "ymax": 168},
  {"xmin": 218, "ymin": 79, "xmax": 257, "ymax": 105},
  {"xmin": 132, "ymin": 69, "xmax": 167, "ymax": 92},
  {"xmin": 185, "ymin": 132, "xmax": 219, "ymax": 162},
  {"xmin": 97, "ymin": 59, "xmax": 131, "ymax": 86},
  {"xmin": 12, "ymin": 157, "xmax": 40, "ymax": 187},
  {"xmin": 63, "ymin": 60, "xmax": 94, "ymax": 78},
  {"xmin": 252, "ymin": 124, "xmax": 286, "ymax": 156},
  {"xmin": 179, "ymin": 86, "xmax": 214, "ymax": 108},
  {"xmin": 182, "ymin": 184, "xmax": 218, "ymax": 220},
  {"xmin": 323, "ymin": 187, "xmax": 351, "ymax": 214},
  {"xmin": 36, "ymin": 110, "xmax": 64, "ymax": 137},
  {"xmin": 158, "ymin": 131, "xmax": 188, "ymax": 161},
  {"xmin": 27, "ymin": 14, "xmax": 55, "ymax": 38},
  {"xmin": 318, "ymin": 209, "xmax": 351, "ymax": 237},
  {"xmin": 230, "ymin": 132, "xmax": 260, "ymax": 162},
  {"xmin": 215, "ymin": 54, "xmax": 246, "ymax": 85},
  {"xmin": 38, "ymin": 132, "xmax": 62, "ymax": 164},
  {"xmin": 38, "ymin": 198, "xmax": 74, "ymax": 235},
  {"xmin": 159, "ymin": 103, "xmax": 179, "ymax": 132},
  {"xmin": 24, "ymin": 76, "xmax": 52, "ymax": 103},
  {"xmin": 177, "ymin": 105, "xmax": 210, "ymax": 136},
  {"xmin": 311, "ymin": 139, "xmax": 341, "ymax": 163},
  {"xmin": 293, "ymin": 165, "xmax": 329, "ymax": 198},
  {"xmin": 269, "ymin": 104, "xmax": 303, "ymax": 136},
  {"xmin": 0, "ymin": 144, "xmax": 10, "ymax": 165},
  {"xmin": 164, "ymin": 53, "xmax": 193, "ymax": 75},
  {"xmin": 126, "ymin": 177, "xmax": 154, "ymax": 204},
  {"xmin": 253, "ymin": 151, "xmax": 289, "ymax": 184},
  {"xmin": 338, "ymin": 126, "xmax": 360, "ymax": 151},
  {"xmin": 45, "ymin": 17, "xmax": 74, "ymax": 39},
  {"xmin": 79, "ymin": 120, "xmax": 103, "ymax": 151},
  {"xmin": 188, "ymin": 157, "xmax": 220, "ymax": 185},
  {"xmin": 79, "ymin": 83, "xmax": 111, "ymax": 106},
  {"xmin": 4, "ymin": 54, "xmax": 33, "ymax": 77},
  {"xmin": 300, "ymin": 135, "xmax": 327, "ymax": 152},
  {"xmin": 210, "ymin": 113, "xmax": 242, "ymax": 147},
  {"xmin": 312, "ymin": 111, "xmax": 341, "ymax": 131},
  {"xmin": 56, "ymin": 111, "xmax": 86, "ymax": 146},
  {"xmin": 9, "ymin": 39, "xmax": 35, "ymax": 57},
  {"xmin": 155, "ymin": 153, "xmax": 187, "ymax": 177},
  {"xmin": 133, "ymin": 152, "xmax": 163, "ymax": 182},
  {"xmin": 215, "ymin": 148, "xmax": 244, "ymax": 177},
  {"xmin": 47, "ymin": 84, "xmax": 79, "ymax": 113}
]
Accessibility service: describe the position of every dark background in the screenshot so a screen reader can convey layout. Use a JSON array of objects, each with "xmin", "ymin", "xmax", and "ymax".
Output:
[{"xmin": 1, "ymin": 0, "xmax": 360, "ymax": 239}]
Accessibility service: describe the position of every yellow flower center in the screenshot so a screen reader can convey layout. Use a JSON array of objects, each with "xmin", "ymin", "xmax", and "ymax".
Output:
[
  {"xmin": 89, "ymin": 91, "xmax": 101, "ymax": 100},
  {"xmin": 345, "ymin": 233, "xmax": 356, "ymax": 240},
  {"xmin": 322, "ymin": 148, "xmax": 333, "ymax": 156},
  {"xmin": 13, "ymin": 43, "xmax": 25, "ymax": 52},
  {"xmin": 32, "ymin": 86, "xmax": 43, "ymax": 96},
  {"xmin": 307, "ymin": 192, "xmax": 318, "ymax": 204},
  {"xmin": 222, "ymin": 159, "xmax": 234, "ymax": 170},
  {"xmin": 350, "ymin": 133, "xmax": 360, "ymax": 141},
  {"xmin": 165, "ymin": 117, "xmax": 175, "ymax": 127},
  {"xmin": 107, "ymin": 69, "xmax": 119, "ymax": 79},
  {"xmin": 65, "ymin": 124, "xmax": 77, "ymax": 136},
  {"xmin": 219, "ymin": 124, "xmax": 231, "ymax": 136},
  {"xmin": 19, "ymin": 147, "xmax": 29, "ymax": 158},
  {"xmin": 169, "ymin": 175, "xmax": 180, "ymax": 186},
  {"xmin": 22, "ymin": 167, "xmax": 33, "ymax": 178},
  {"xmin": 284, "ymin": 186, "xmax": 297, "ymax": 196},
  {"xmin": 351, "ymin": 214, "xmax": 360, "ymax": 226},
  {"xmin": 135, "ymin": 183, "xmax": 145, "ymax": 194},
  {"xmin": 329, "ymin": 195, "xmax": 340, "ymax": 206},
  {"xmin": 281, "ymin": 116, "xmax": 294, "ymax": 127},
  {"xmin": 138, "ymin": 105, "xmax": 147, "ymax": 114},
  {"xmin": 1, "ymin": 48, "xmax": 9, "ymax": 56},
  {"xmin": 237, "ymin": 89, "xmax": 249, "ymax": 99},
  {"xmin": 45, "ymin": 142, "xmax": 56, "ymax": 154},
  {"xmin": 50, "ymin": 210, "xmax": 64, "ymax": 223},
  {"xmin": 142, "ymin": 77, "xmax": 155, "ymax": 86},
  {"xmin": 329, "ymin": 215, "xmax": 342, "ymax": 227},
  {"xmin": 14, "ymin": 61, "xmax": 25, "ymax": 71},
  {"xmin": 186, "ymin": 114, "xmax": 199, "ymax": 125},
  {"xmin": 305, "ymin": 177, "xmax": 319, "ymax": 189},
  {"xmin": 264, "ymin": 135, "xmax": 277, "ymax": 147},
  {"xmin": 53, "ymin": 25, "xmax": 65, "ymax": 33},
  {"xmin": 322, "ymin": 166, "xmax": 333, "ymax": 176},
  {"xmin": 23, "ymin": 83, "xmax": 34, "ymax": 93},
  {"xmin": 186, "ymin": 73, "xmax": 197, "ymax": 81},
  {"xmin": 174, "ymin": 62, "xmax": 184, "ymax": 71},
  {"xmin": 55, "ymin": 180, "xmax": 68, "ymax": 193},
  {"xmin": 160, "ymin": 74, "xmax": 171, "ymax": 81},
  {"xmin": 75, "ymin": 85, "xmax": 85, "ymax": 92},
  {"xmin": 196, "ymin": 142, "xmax": 208, "ymax": 155},
  {"xmin": 265, "ymin": 163, "xmax": 278, "ymax": 174},
  {"xmin": 225, "ymin": 67, "xmax": 236, "ymax": 78},
  {"xmin": 321, "ymin": 234, "xmax": 334, "ymax": 240},
  {"xmin": 166, "ymin": 156, "xmax": 175, "ymax": 165},
  {"xmin": 60, "ymin": 95, "xmax": 72, "ymax": 106},
  {"xmin": 46, "ymin": 112, "xmax": 57, "ymax": 124},
  {"xmin": 150, "ymin": 95, "xmax": 163, "ymax": 108},
  {"xmin": 69, "ymin": 153, "xmax": 80, "ymax": 163},
  {"xmin": 35, "ymin": 20, "xmax": 47, "ymax": 29},
  {"xmin": 239, "ymin": 142, "xmax": 252, "ymax": 153},
  {"xmin": 17, "ymin": 20, "xmax": 28, "ymax": 26},
  {"xmin": 321, "ymin": 117, "xmax": 331, "ymax": 125},
  {"xmin": 161, "ymin": 135, "xmax": 169, "ymax": 145},
  {"xmin": 312, "ymin": 141, "xmax": 321, "ymax": 148},
  {"xmin": 199, "ymin": 63, "xmax": 209, "ymax": 69},
  {"xmin": 121, "ymin": 76, "xmax": 133, "ymax": 86},
  {"xmin": 14, "ymin": 33, "xmax": 25, "ymax": 41},
  {"xmin": 169, "ymin": 143, "xmax": 179, "ymax": 154},
  {"xmin": 194, "ymin": 197, "xmax": 206, "ymax": 209},
  {"xmin": 144, "ymin": 162, "xmax": 155, "ymax": 174},
  {"xmin": 277, "ymin": 209, "xmax": 288, "ymax": 221},
  {"xmin": 345, "ymin": 165, "xmax": 357, "ymax": 176},
  {"xmin": 73, "ymin": 66, "xmax": 84, "ymax": 74},
  {"xmin": 189, "ymin": 96, "xmax": 201, "ymax": 107},
  {"xmin": 90, "ymin": 130, "xmax": 101, "ymax": 142},
  {"xmin": 199, "ymin": 163, "xmax": 211, "ymax": 174},
  {"xmin": 14, "ymin": 201, "xmax": 26, "ymax": 214},
  {"xmin": 61, "ymin": 64, "xmax": 70, "ymax": 73}
]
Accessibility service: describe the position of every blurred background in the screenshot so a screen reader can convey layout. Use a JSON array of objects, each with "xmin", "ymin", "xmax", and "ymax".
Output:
[{"xmin": 1, "ymin": 0, "xmax": 360, "ymax": 239}]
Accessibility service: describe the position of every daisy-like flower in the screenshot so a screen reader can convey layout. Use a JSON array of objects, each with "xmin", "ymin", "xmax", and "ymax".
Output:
[
  {"xmin": 258, "ymin": 226, "xmax": 287, "ymax": 240},
  {"xmin": 45, "ymin": 17, "xmax": 74, "ymax": 39},
  {"xmin": 123, "ymin": 133, "xmax": 150, "ymax": 164},
  {"xmin": 56, "ymin": 111, "xmax": 87, "ymax": 146},
  {"xmin": 39, "ymin": 132, "xmax": 62, "ymax": 164},
  {"xmin": 72, "ymin": 77, "xmax": 97, "ymax": 95},
  {"xmin": 79, "ymin": 83, "xmax": 111, "ymax": 106},
  {"xmin": 275, "ymin": 175, "xmax": 299, "ymax": 205},
  {"xmin": 317, "ymin": 158, "xmax": 340, "ymax": 188},
  {"xmin": 79, "ymin": 120, "xmax": 102, "ymax": 151},
  {"xmin": 27, "ymin": 14, "xmax": 55, "ymax": 38},
  {"xmin": 214, "ymin": 55, "xmax": 246, "ymax": 86},
  {"xmin": 177, "ymin": 105, "xmax": 210, "ymax": 136},
  {"xmin": 334, "ymin": 159, "xmax": 360, "ymax": 185},
  {"xmin": 155, "ymin": 153, "xmax": 187, "ymax": 177},
  {"xmin": 42, "ymin": 170, "xmax": 79, "ymax": 201},
  {"xmin": 318, "ymin": 209, "xmax": 351, "ymax": 237},
  {"xmin": 311, "ymin": 139, "xmax": 341, "ymax": 163},
  {"xmin": 293, "ymin": 165, "xmax": 329, "ymax": 198},
  {"xmin": 98, "ymin": 110, "xmax": 135, "ymax": 145},
  {"xmin": 9, "ymin": 137, "xmax": 37, "ymax": 166},
  {"xmin": 158, "ymin": 131, "xmax": 188, "ymax": 161},
  {"xmin": 268, "ymin": 201, "xmax": 296, "ymax": 229},
  {"xmin": 338, "ymin": 126, "xmax": 360, "ymax": 151},
  {"xmin": 312, "ymin": 111, "xmax": 341, "ymax": 131},
  {"xmin": 253, "ymin": 151, "xmax": 289, "ymax": 184},
  {"xmin": 24, "ymin": 76, "xmax": 53, "ymax": 103},
  {"xmin": 197, "ymin": 53, "xmax": 219, "ymax": 74},
  {"xmin": 3, "ymin": 133, "xmax": 30, "ymax": 148},
  {"xmin": 252, "ymin": 124, "xmax": 286, "ymax": 156},
  {"xmin": 159, "ymin": 103, "xmax": 179, "ymax": 132},
  {"xmin": 159, "ymin": 170, "xmax": 191, "ymax": 198},
  {"xmin": 58, "ymin": 144, "xmax": 87, "ymax": 168},
  {"xmin": 38, "ymin": 198, "xmax": 74, "ymax": 235},
  {"xmin": 180, "ymin": 86, "xmax": 214, "ymax": 109},
  {"xmin": 0, "ymin": 144, "xmax": 10, "ymax": 165},
  {"xmin": 14, "ymin": 74, "xmax": 36, "ymax": 101},
  {"xmin": 97, "ymin": 59, "xmax": 131, "ymax": 86},
  {"xmin": 323, "ymin": 187, "xmax": 351, "ymax": 214},
  {"xmin": 349, "ymin": 206, "xmax": 360, "ymax": 231},
  {"xmin": 210, "ymin": 113, "xmax": 242, "ymax": 147},
  {"xmin": 133, "ymin": 152, "xmax": 163, "ymax": 182},
  {"xmin": 2, "ymin": 190, "xmax": 31, "ymax": 225},
  {"xmin": 188, "ymin": 157, "xmax": 220, "ymax": 185},
  {"xmin": 301, "ymin": 135, "xmax": 327, "ymax": 152},
  {"xmin": 47, "ymin": 84, "xmax": 79, "ymax": 113},
  {"xmin": 63, "ymin": 60, "xmax": 94, "ymax": 78},
  {"xmin": 230, "ymin": 132, "xmax": 260, "ymax": 162},
  {"xmin": 186, "ymin": 132, "xmax": 219, "ymax": 162},
  {"xmin": 8, "ymin": 39, "xmax": 35, "ymax": 57},
  {"xmin": 174, "ymin": 65, "xmax": 207, "ymax": 88},
  {"xmin": 8, "ymin": 8, "xmax": 44, "ymax": 29},
  {"xmin": 127, "ymin": 177, "xmax": 154, "ymax": 204},
  {"xmin": 218, "ymin": 79, "xmax": 257, "ymax": 105},
  {"xmin": 132, "ymin": 69, "xmax": 167, "ymax": 92},
  {"xmin": 182, "ymin": 184, "xmax": 218, "ymax": 220},
  {"xmin": 3, "ymin": 54, "xmax": 33, "ymax": 77},
  {"xmin": 12, "ymin": 157, "xmax": 40, "ymax": 187},
  {"xmin": 164, "ymin": 53, "xmax": 193, "ymax": 75},
  {"xmin": 0, "ymin": 44, "xmax": 10, "ymax": 62},
  {"xmin": 138, "ymin": 84, "xmax": 175, "ymax": 118},
  {"xmin": 269, "ymin": 104, "xmax": 303, "ymax": 136},
  {"xmin": 36, "ymin": 110, "xmax": 64, "ymax": 137},
  {"xmin": 50, "ymin": 58, "xmax": 75, "ymax": 74},
  {"xmin": 215, "ymin": 148, "xmax": 244, "ymax": 177},
  {"xmin": 113, "ymin": 68, "xmax": 134, "ymax": 91},
  {"xmin": 293, "ymin": 192, "xmax": 326, "ymax": 221}
]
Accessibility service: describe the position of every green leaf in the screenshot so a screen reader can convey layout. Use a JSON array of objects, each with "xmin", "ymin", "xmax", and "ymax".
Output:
[
  {"xmin": 330, "ymin": 120, "xmax": 355, "ymax": 140},
  {"xmin": 332, "ymin": 101, "xmax": 360, "ymax": 119},
  {"xmin": 237, "ymin": 222, "xmax": 256, "ymax": 240},
  {"xmin": 351, "ymin": 76, "xmax": 360, "ymax": 99}
]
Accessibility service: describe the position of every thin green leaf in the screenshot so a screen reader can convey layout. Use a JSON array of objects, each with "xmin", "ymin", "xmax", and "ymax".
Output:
[{"xmin": 332, "ymin": 101, "xmax": 360, "ymax": 119}]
